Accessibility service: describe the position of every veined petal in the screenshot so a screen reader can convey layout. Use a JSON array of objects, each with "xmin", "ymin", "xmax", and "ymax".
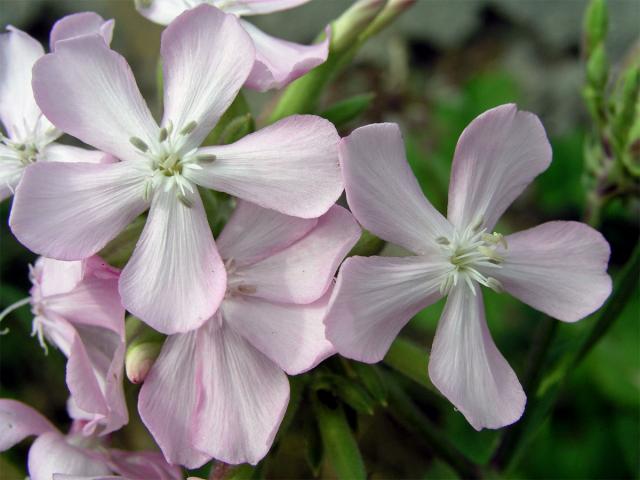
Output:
[
  {"xmin": 32, "ymin": 35, "xmax": 158, "ymax": 163},
  {"xmin": 447, "ymin": 104, "xmax": 552, "ymax": 231},
  {"xmin": 160, "ymin": 4, "xmax": 254, "ymax": 150},
  {"xmin": 217, "ymin": 200, "xmax": 317, "ymax": 266},
  {"xmin": 238, "ymin": 205, "xmax": 360, "ymax": 303},
  {"xmin": 217, "ymin": 0, "xmax": 312, "ymax": 16},
  {"xmin": 107, "ymin": 450, "xmax": 182, "ymax": 480},
  {"xmin": 139, "ymin": 329, "xmax": 211, "ymax": 469},
  {"xmin": 28, "ymin": 432, "xmax": 112, "ymax": 480},
  {"xmin": 10, "ymin": 161, "xmax": 149, "ymax": 260},
  {"xmin": 0, "ymin": 26, "xmax": 44, "ymax": 141},
  {"xmin": 40, "ymin": 144, "xmax": 113, "ymax": 164},
  {"xmin": 119, "ymin": 188, "xmax": 226, "ymax": 334},
  {"xmin": 192, "ymin": 321, "xmax": 289, "ymax": 465},
  {"xmin": 188, "ymin": 115, "xmax": 342, "ymax": 218},
  {"xmin": 325, "ymin": 255, "xmax": 447, "ymax": 363},
  {"xmin": 49, "ymin": 12, "xmax": 114, "ymax": 50},
  {"xmin": 428, "ymin": 285, "xmax": 526, "ymax": 430},
  {"xmin": 241, "ymin": 21, "xmax": 329, "ymax": 91},
  {"xmin": 223, "ymin": 289, "xmax": 334, "ymax": 375},
  {"xmin": 490, "ymin": 221, "xmax": 612, "ymax": 322},
  {"xmin": 340, "ymin": 123, "xmax": 452, "ymax": 255},
  {"xmin": 0, "ymin": 399, "xmax": 57, "ymax": 451}
]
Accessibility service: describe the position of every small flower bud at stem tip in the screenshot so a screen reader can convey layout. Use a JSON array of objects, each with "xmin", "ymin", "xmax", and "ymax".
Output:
[
  {"xmin": 179, "ymin": 120, "xmax": 197, "ymax": 135},
  {"xmin": 126, "ymin": 341, "xmax": 162, "ymax": 384},
  {"xmin": 129, "ymin": 136, "xmax": 149, "ymax": 152}
]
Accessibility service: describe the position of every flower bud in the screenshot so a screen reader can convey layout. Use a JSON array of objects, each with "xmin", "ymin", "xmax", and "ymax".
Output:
[
  {"xmin": 583, "ymin": 0, "xmax": 608, "ymax": 56},
  {"xmin": 126, "ymin": 340, "xmax": 162, "ymax": 384},
  {"xmin": 331, "ymin": 0, "xmax": 385, "ymax": 53}
]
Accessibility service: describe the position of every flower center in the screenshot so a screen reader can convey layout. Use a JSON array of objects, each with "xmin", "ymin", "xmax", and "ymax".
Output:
[
  {"xmin": 437, "ymin": 216, "xmax": 506, "ymax": 296},
  {"xmin": 1, "ymin": 134, "xmax": 39, "ymax": 166}
]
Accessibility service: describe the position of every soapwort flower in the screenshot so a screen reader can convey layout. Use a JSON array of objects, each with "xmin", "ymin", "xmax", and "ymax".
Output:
[
  {"xmin": 0, "ymin": 399, "xmax": 181, "ymax": 480},
  {"xmin": 0, "ymin": 13, "xmax": 113, "ymax": 202},
  {"xmin": 10, "ymin": 5, "xmax": 343, "ymax": 335},
  {"xmin": 138, "ymin": 201, "xmax": 360, "ymax": 467},
  {"xmin": 0, "ymin": 256, "xmax": 127, "ymax": 435},
  {"xmin": 325, "ymin": 104, "xmax": 612, "ymax": 430},
  {"xmin": 135, "ymin": 0, "xmax": 329, "ymax": 91}
]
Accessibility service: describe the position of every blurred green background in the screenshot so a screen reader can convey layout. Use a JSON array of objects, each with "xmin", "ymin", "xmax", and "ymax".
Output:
[{"xmin": 1, "ymin": 0, "xmax": 638, "ymax": 479}]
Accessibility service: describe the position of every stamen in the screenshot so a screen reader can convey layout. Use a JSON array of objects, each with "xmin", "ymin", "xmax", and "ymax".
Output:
[
  {"xmin": 197, "ymin": 153, "xmax": 217, "ymax": 163},
  {"xmin": 237, "ymin": 285, "xmax": 257, "ymax": 295},
  {"xmin": 177, "ymin": 194, "xmax": 193, "ymax": 208},
  {"xmin": 0, "ymin": 297, "xmax": 31, "ymax": 325},
  {"xmin": 435, "ymin": 236, "xmax": 450, "ymax": 245},
  {"xmin": 179, "ymin": 121, "xmax": 197, "ymax": 135},
  {"xmin": 469, "ymin": 214, "xmax": 484, "ymax": 232},
  {"xmin": 158, "ymin": 127, "xmax": 168, "ymax": 142},
  {"xmin": 486, "ymin": 277, "xmax": 504, "ymax": 293},
  {"xmin": 130, "ymin": 136, "xmax": 149, "ymax": 152}
]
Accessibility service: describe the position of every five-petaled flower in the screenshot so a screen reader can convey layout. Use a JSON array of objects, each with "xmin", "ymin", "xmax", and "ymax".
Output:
[
  {"xmin": 135, "ymin": 0, "xmax": 330, "ymax": 91},
  {"xmin": 9, "ymin": 4, "xmax": 343, "ymax": 335},
  {"xmin": 139, "ymin": 201, "xmax": 360, "ymax": 467},
  {"xmin": 325, "ymin": 104, "xmax": 612, "ymax": 430},
  {"xmin": 0, "ymin": 13, "xmax": 113, "ymax": 202}
]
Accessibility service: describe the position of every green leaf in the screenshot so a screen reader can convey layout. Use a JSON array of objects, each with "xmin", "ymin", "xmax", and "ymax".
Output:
[
  {"xmin": 204, "ymin": 93, "xmax": 253, "ymax": 146},
  {"xmin": 98, "ymin": 215, "xmax": 146, "ymax": 268},
  {"xmin": 383, "ymin": 337, "xmax": 435, "ymax": 391},
  {"xmin": 319, "ymin": 93, "xmax": 375, "ymax": 127},
  {"xmin": 351, "ymin": 363, "xmax": 388, "ymax": 406},
  {"xmin": 347, "ymin": 229, "xmax": 386, "ymax": 257},
  {"xmin": 313, "ymin": 395, "xmax": 366, "ymax": 480}
]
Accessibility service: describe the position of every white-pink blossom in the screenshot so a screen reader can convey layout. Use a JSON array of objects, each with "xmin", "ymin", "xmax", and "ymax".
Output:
[
  {"xmin": 0, "ymin": 13, "xmax": 113, "ymax": 202},
  {"xmin": 135, "ymin": 0, "xmax": 329, "ymax": 91},
  {"xmin": 10, "ymin": 5, "xmax": 343, "ymax": 335},
  {"xmin": 138, "ymin": 201, "xmax": 360, "ymax": 467},
  {"xmin": 325, "ymin": 104, "xmax": 612, "ymax": 430}
]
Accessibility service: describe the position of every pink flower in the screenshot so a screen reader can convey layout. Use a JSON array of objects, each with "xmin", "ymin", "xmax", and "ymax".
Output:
[
  {"xmin": 12, "ymin": 256, "xmax": 128, "ymax": 435},
  {"xmin": 135, "ymin": 0, "xmax": 329, "ymax": 91},
  {"xmin": 0, "ymin": 399, "xmax": 182, "ymax": 480},
  {"xmin": 10, "ymin": 5, "xmax": 343, "ymax": 335},
  {"xmin": 325, "ymin": 104, "xmax": 612, "ymax": 430},
  {"xmin": 138, "ymin": 201, "xmax": 360, "ymax": 467},
  {"xmin": 0, "ymin": 13, "xmax": 113, "ymax": 202}
]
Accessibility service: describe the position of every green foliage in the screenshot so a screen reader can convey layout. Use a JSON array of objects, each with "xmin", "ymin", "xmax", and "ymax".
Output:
[{"xmin": 319, "ymin": 92, "xmax": 375, "ymax": 128}]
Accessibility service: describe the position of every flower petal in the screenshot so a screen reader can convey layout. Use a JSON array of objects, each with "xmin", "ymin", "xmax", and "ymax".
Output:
[
  {"xmin": 28, "ymin": 431, "xmax": 112, "ymax": 480},
  {"xmin": 428, "ymin": 285, "xmax": 526, "ymax": 430},
  {"xmin": 241, "ymin": 21, "xmax": 329, "ymax": 91},
  {"xmin": 192, "ymin": 321, "xmax": 289, "ymax": 465},
  {"xmin": 447, "ymin": 104, "xmax": 552, "ymax": 230},
  {"xmin": 119, "ymin": 188, "xmax": 226, "ymax": 334},
  {"xmin": 217, "ymin": 200, "xmax": 317, "ymax": 266},
  {"xmin": 0, "ymin": 26, "xmax": 44, "ymax": 140},
  {"xmin": 340, "ymin": 123, "xmax": 452, "ymax": 255},
  {"xmin": 138, "ymin": 329, "xmax": 211, "ymax": 469},
  {"xmin": 238, "ymin": 205, "xmax": 360, "ymax": 303},
  {"xmin": 218, "ymin": 0, "xmax": 312, "ymax": 16},
  {"xmin": 49, "ymin": 12, "xmax": 114, "ymax": 50},
  {"xmin": 0, "ymin": 144, "xmax": 23, "ymax": 201},
  {"xmin": 0, "ymin": 399, "xmax": 56, "ymax": 451},
  {"xmin": 223, "ymin": 289, "xmax": 334, "ymax": 375},
  {"xmin": 160, "ymin": 4, "xmax": 254, "ymax": 150},
  {"xmin": 107, "ymin": 450, "xmax": 183, "ymax": 480},
  {"xmin": 490, "ymin": 221, "xmax": 612, "ymax": 322},
  {"xmin": 188, "ymin": 115, "xmax": 342, "ymax": 218},
  {"xmin": 325, "ymin": 255, "xmax": 447, "ymax": 363},
  {"xmin": 40, "ymin": 143, "xmax": 113, "ymax": 164},
  {"xmin": 32, "ymin": 34, "xmax": 158, "ymax": 163},
  {"xmin": 10, "ymin": 161, "xmax": 149, "ymax": 260}
]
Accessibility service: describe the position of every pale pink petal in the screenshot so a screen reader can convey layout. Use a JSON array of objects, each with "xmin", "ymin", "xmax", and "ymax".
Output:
[
  {"xmin": 34, "ymin": 257, "xmax": 83, "ymax": 297},
  {"xmin": 49, "ymin": 12, "xmax": 114, "ymax": 50},
  {"xmin": 192, "ymin": 321, "xmax": 289, "ymax": 465},
  {"xmin": 135, "ymin": 0, "xmax": 194, "ymax": 25},
  {"xmin": 0, "ymin": 399, "xmax": 56, "ymax": 451},
  {"xmin": 325, "ymin": 255, "xmax": 448, "ymax": 363},
  {"xmin": 241, "ymin": 21, "xmax": 329, "ymax": 91},
  {"xmin": 10, "ymin": 161, "xmax": 149, "ymax": 260},
  {"xmin": 0, "ymin": 26, "xmax": 44, "ymax": 140},
  {"xmin": 340, "ymin": 123, "xmax": 452, "ymax": 255},
  {"xmin": 428, "ymin": 285, "xmax": 526, "ymax": 430},
  {"xmin": 119, "ymin": 189, "xmax": 226, "ymax": 334},
  {"xmin": 218, "ymin": 0, "xmax": 311, "ymax": 16},
  {"xmin": 223, "ymin": 289, "xmax": 334, "ymax": 375},
  {"xmin": 160, "ymin": 4, "xmax": 254, "ymax": 150},
  {"xmin": 490, "ymin": 221, "xmax": 612, "ymax": 322},
  {"xmin": 107, "ymin": 449, "xmax": 182, "ymax": 480},
  {"xmin": 32, "ymin": 35, "xmax": 158, "ymax": 163},
  {"xmin": 40, "ymin": 144, "xmax": 113, "ymax": 164},
  {"xmin": 28, "ymin": 432, "xmax": 112, "ymax": 480},
  {"xmin": 447, "ymin": 104, "xmax": 552, "ymax": 230},
  {"xmin": 216, "ymin": 200, "xmax": 317, "ymax": 266},
  {"xmin": 139, "ymin": 330, "xmax": 211, "ymax": 469},
  {"xmin": 238, "ymin": 205, "xmax": 360, "ymax": 303},
  {"xmin": 187, "ymin": 115, "xmax": 342, "ymax": 218}
]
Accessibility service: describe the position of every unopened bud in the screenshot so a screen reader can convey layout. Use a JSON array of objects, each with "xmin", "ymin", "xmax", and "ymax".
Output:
[
  {"xmin": 583, "ymin": 0, "xmax": 608, "ymax": 56},
  {"xmin": 360, "ymin": 0, "xmax": 417, "ymax": 41},
  {"xmin": 126, "ymin": 341, "xmax": 162, "ymax": 384},
  {"xmin": 331, "ymin": 0, "xmax": 385, "ymax": 53}
]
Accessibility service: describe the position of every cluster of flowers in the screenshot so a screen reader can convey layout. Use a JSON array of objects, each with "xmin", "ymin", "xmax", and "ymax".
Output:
[{"xmin": 0, "ymin": 1, "xmax": 612, "ymax": 478}]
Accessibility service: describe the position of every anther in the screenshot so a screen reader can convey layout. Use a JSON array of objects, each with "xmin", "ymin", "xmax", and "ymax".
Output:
[
  {"xmin": 130, "ymin": 136, "xmax": 149, "ymax": 152},
  {"xmin": 238, "ymin": 285, "xmax": 257, "ymax": 295},
  {"xmin": 179, "ymin": 121, "xmax": 197, "ymax": 135},
  {"xmin": 486, "ymin": 277, "xmax": 504, "ymax": 293},
  {"xmin": 177, "ymin": 194, "xmax": 193, "ymax": 208},
  {"xmin": 436, "ymin": 236, "xmax": 450, "ymax": 245},
  {"xmin": 158, "ymin": 127, "xmax": 168, "ymax": 142},
  {"xmin": 197, "ymin": 153, "xmax": 217, "ymax": 163},
  {"xmin": 469, "ymin": 214, "xmax": 484, "ymax": 232}
]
